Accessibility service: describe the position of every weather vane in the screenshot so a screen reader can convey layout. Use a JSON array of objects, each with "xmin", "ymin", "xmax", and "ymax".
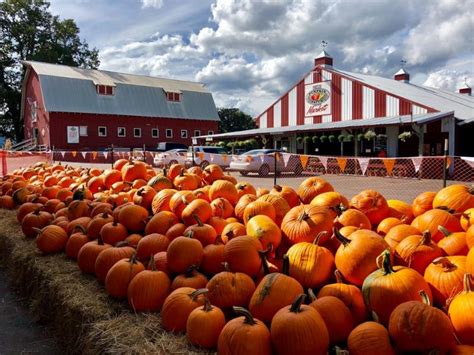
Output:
[
  {"xmin": 320, "ymin": 40, "xmax": 328, "ymax": 49},
  {"xmin": 400, "ymin": 59, "xmax": 407, "ymax": 68}
]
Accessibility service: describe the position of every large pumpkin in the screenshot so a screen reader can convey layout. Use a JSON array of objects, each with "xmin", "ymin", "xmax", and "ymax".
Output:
[
  {"xmin": 234, "ymin": 194, "xmax": 257, "ymax": 220},
  {"xmin": 257, "ymin": 194, "xmax": 290, "ymax": 226},
  {"xmin": 347, "ymin": 321, "xmax": 395, "ymax": 355},
  {"xmin": 318, "ymin": 270, "xmax": 368, "ymax": 325},
  {"xmin": 448, "ymin": 273, "xmax": 474, "ymax": 345},
  {"xmin": 433, "ymin": 184, "xmax": 474, "ymax": 213},
  {"xmin": 242, "ymin": 200, "xmax": 276, "ymax": 225},
  {"xmin": 121, "ymin": 160, "xmax": 148, "ymax": 182},
  {"xmin": 424, "ymin": 256, "xmax": 466, "ymax": 307},
  {"xmin": 270, "ymin": 294, "xmax": 329, "ymax": 355},
  {"xmin": 248, "ymin": 256, "xmax": 303, "ymax": 323},
  {"xmin": 362, "ymin": 250, "xmax": 432, "ymax": 326},
  {"xmin": 335, "ymin": 208, "xmax": 372, "ymax": 230},
  {"xmin": 35, "ymin": 225, "xmax": 68, "ymax": 254},
  {"xmin": 161, "ymin": 287, "xmax": 207, "ymax": 333},
  {"xmin": 334, "ymin": 228, "xmax": 389, "ymax": 287},
  {"xmin": 412, "ymin": 190, "xmax": 436, "ymax": 217},
  {"xmin": 95, "ymin": 243, "xmax": 135, "ymax": 283},
  {"xmin": 387, "ymin": 199, "xmax": 414, "ymax": 223},
  {"xmin": 384, "ymin": 224, "xmax": 421, "ymax": 250},
  {"xmin": 286, "ymin": 234, "xmax": 334, "ymax": 289},
  {"xmin": 281, "ymin": 205, "xmax": 333, "ymax": 244},
  {"xmin": 246, "ymin": 215, "xmax": 281, "ymax": 250},
  {"xmin": 388, "ymin": 291, "xmax": 456, "ymax": 352},
  {"xmin": 217, "ymin": 307, "xmax": 271, "ymax": 355},
  {"xmin": 310, "ymin": 191, "xmax": 349, "ymax": 216},
  {"xmin": 224, "ymin": 236, "xmax": 262, "ymax": 278},
  {"xmin": 411, "ymin": 208, "xmax": 462, "ymax": 242},
  {"xmin": 437, "ymin": 226, "xmax": 468, "ymax": 256},
  {"xmin": 167, "ymin": 236, "xmax": 203, "ymax": 274},
  {"xmin": 270, "ymin": 184, "xmax": 299, "ymax": 208},
  {"xmin": 297, "ymin": 177, "xmax": 334, "ymax": 204},
  {"xmin": 117, "ymin": 204, "xmax": 149, "ymax": 233},
  {"xmin": 104, "ymin": 253, "xmax": 145, "ymax": 299},
  {"xmin": 350, "ymin": 189, "xmax": 389, "ymax": 225},
  {"xmin": 209, "ymin": 180, "xmax": 238, "ymax": 205}
]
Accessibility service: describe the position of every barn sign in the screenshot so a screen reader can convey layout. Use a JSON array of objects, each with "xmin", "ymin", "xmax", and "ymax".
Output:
[
  {"xmin": 67, "ymin": 126, "xmax": 79, "ymax": 144},
  {"xmin": 304, "ymin": 81, "xmax": 331, "ymax": 116}
]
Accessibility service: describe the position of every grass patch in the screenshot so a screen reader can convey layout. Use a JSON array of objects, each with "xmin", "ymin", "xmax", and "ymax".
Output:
[{"xmin": 0, "ymin": 209, "xmax": 211, "ymax": 354}]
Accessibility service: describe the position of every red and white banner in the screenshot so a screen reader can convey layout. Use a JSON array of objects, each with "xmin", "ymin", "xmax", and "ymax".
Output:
[{"xmin": 304, "ymin": 81, "xmax": 331, "ymax": 117}]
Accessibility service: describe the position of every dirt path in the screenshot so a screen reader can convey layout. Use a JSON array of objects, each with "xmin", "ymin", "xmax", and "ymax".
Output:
[{"xmin": 0, "ymin": 269, "xmax": 62, "ymax": 355}]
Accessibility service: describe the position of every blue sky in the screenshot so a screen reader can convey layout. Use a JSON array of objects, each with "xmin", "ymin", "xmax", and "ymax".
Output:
[{"xmin": 49, "ymin": 0, "xmax": 474, "ymax": 116}]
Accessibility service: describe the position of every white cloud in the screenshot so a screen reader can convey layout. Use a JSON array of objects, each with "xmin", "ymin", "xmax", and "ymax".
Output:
[
  {"xmin": 140, "ymin": 0, "xmax": 164, "ymax": 9},
  {"xmin": 92, "ymin": 0, "xmax": 473, "ymax": 116},
  {"xmin": 423, "ymin": 69, "xmax": 472, "ymax": 92}
]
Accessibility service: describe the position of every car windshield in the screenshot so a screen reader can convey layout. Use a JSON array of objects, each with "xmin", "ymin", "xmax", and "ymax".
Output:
[{"xmin": 241, "ymin": 149, "xmax": 275, "ymax": 156}]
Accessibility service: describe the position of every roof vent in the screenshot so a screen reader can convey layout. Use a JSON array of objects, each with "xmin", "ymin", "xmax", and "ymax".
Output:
[
  {"xmin": 394, "ymin": 59, "xmax": 410, "ymax": 83},
  {"xmin": 314, "ymin": 41, "xmax": 333, "ymax": 67},
  {"xmin": 459, "ymin": 80, "xmax": 471, "ymax": 96}
]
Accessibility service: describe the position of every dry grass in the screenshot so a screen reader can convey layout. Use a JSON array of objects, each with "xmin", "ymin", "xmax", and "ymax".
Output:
[{"xmin": 0, "ymin": 209, "xmax": 212, "ymax": 354}]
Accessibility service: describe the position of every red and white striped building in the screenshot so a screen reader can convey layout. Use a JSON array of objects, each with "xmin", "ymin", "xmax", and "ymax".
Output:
[{"xmin": 201, "ymin": 52, "xmax": 474, "ymax": 157}]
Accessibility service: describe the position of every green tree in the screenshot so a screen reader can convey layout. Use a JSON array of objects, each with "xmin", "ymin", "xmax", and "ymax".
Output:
[
  {"xmin": 218, "ymin": 108, "xmax": 257, "ymax": 133},
  {"xmin": 0, "ymin": 0, "xmax": 99, "ymax": 141}
]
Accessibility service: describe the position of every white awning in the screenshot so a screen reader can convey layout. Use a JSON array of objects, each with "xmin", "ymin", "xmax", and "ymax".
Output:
[{"xmin": 195, "ymin": 111, "xmax": 454, "ymax": 140}]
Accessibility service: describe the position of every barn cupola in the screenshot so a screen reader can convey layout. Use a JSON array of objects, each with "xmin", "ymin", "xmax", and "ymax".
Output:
[
  {"xmin": 314, "ymin": 50, "xmax": 333, "ymax": 67},
  {"xmin": 458, "ymin": 81, "xmax": 472, "ymax": 96},
  {"xmin": 394, "ymin": 68, "xmax": 410, "ymax": 83}
]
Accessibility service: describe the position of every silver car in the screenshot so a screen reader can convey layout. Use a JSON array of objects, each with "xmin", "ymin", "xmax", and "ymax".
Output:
[
  {"xmin": 230, "ymin": 149, "xmax": 291, "ymax": 176},
  {"xmin": 153, "ymin": 149, "xmax": 187, "ymax": 167}
]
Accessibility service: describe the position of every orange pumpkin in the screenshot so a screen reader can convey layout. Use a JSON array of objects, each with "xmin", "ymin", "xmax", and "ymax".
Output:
[
  {"xmin": 235, "ymin": 181, "xmax": 256, "ymax": 198},
  {"xmin": 210, "ymin": 197, "xmax": 234, "ymax": 219},
  {"xmin": 121, "ymin": 161, "xmax": 148, "ymax": 182},
  {"xmin": 105, "ymin": 253, "xmax": 145, "ymax": 299},
  {"xmin": 151, "ymin": 188, "xmax": 177, "ymax": 214},
  {"xmin": 384, "ymin": 223, "xmax": 421, "ymax": 250},
  {"xmin": 348, "ymin": 321, "xmax": 395, "ymax": 355},
  {"xmin": 257, "ymin": 194, "xmax": 290, "ymax": 226},
  {"xmin": 224, "ymin": 236, "xmax": 263, "ymax": 278},
  {"xmin": 242, "ymin": 200, "xmax": 276, "ymax": 225},
  {"xmin": 433, "ymin": 184, "xmax": 474, "ymax": 213},
  {"xmin": 297, "ymin": 177, "xmax": 334, "ymax": 204},
  {"xmin": 270, "ymin": 184, "xmax": 299, "ymax": 208},
  {"xmin": 181, "ymin": 198, "xmax": 212, "ymax": 225},
  {"xmin": 437, "ymin": 226, "xmax": 468, "ymax": 256},
  {"xmin": 448, "ymin": 273, "xmax": 474, "ymax": 345},
  {"xmin": 412, "ymin": 191, "xmax": 436, "ymax": 217},
  {"xmin": 167, "ymin": 236, "xmax": 204, "ymax": 274},
  {"xmin": 246, "ymin": 215, "xmax": 281, "ymax": 251},
  {"xmin": 35, "ymin": 225, "xmax": 68, "ymax": 254},
  {"xmin": 281, "ymin": 205, "xmax": 333, "ymax": 244},
  {"xmin": 460, "ymin": 207, "xmax": 474, "ymax": 231},
  {"xmin": 411, "ymin": 208, "xmax": 462, "ymax": 242},
  {"xmin": 209, "ymin": 180, "xmax": 238, "ymax": 205},
  {"xmin": 350, "ymin": 189, "xmax": 389, "ymax": 225},
  {"xmin": 387, "ymin": 199, "xmax": 414, "ymax": 223},
  {"xmin": 335, "ymin": 208, "xmax": 372, "ymax": 230}
]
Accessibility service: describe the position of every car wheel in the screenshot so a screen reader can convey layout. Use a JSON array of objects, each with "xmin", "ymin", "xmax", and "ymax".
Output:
[
  {"xmin": 294, "ymin": 163, "xmax": 304, "ymax": 176},
  {"xmin": 240, "ymin": 171, "xmax": 249, "ymax": 176},
  {"xmin": 200, "ymin": 160, "xmax": 210, "ymax": 169},
  {"xmin": 258, "ymin": 164, "xmax": 270, "ymax": 177}
]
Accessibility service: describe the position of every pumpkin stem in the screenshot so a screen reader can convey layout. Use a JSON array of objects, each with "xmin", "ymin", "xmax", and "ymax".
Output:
[
  {"xmin": 307, "ymin": 288, "xmax": 317, "ymax": 302},
  {"xmin": 32, "ymin": 227, "xmax": 42, "ymax": 235},
  {"xmin": 334, "ymin": 269, "xmax": 346, "ymax": 283},
  {"xmin": 297, "ymin": 211, "xmax": 309, "ymax": 222},
  {"xmin": 232, "ymin": 307, "xmax": 257, "ymax": 325},
  {"xmin": 101, "ymin": 211, "xmax": 110, "ymax": 219},
  {"xmin": 273, "ymin": 184, "xmax": 282, "ymax": 192},
  {"xmin": 463, "ymin": 273, "xmax": 473, "ymax": 293},
  {"xmin": 421, "ymin": 230, "xmax": 432, "ymax": 245},
  {"xmin": 435, "ymin": 206, "xmax": 456, "ymax": 214},
  {"xmin": 114, "ymin": 240, "xmax": 130, "ymax": 248},
  {"xmin": 193, "ymin": 214, "xmax": 204, "ymax": 227},
  {"xmin": 258, "ymin": 250, "xmax": 271, "ymax": 276},
  {"xmin": 162, "ymin": 168, "xmax": 167, "ymax": 176},
  {"xmin": 72, "ymin": 224, "xmax": 87, "ymax": 234},
  {"xmin": 333, "ymin": 227, "xmax": 351, "ymax": 246},
  {"xmin": 148, "ymin": 257, "xmax": 157, "ymax": 271},
  {"xmin": 313, "ymin": 231, "xmax": 327, "ymax": 245},
  {"xmin": 437, "ymin": 225, "xmax": 451, "ymax": 238},
  {"xmin": 129, "ymin": 252, "xmax": 139, "ymax": 264},
  {"xmin": 190, "ymin": 288, "xmax": 208, "ymax": 301},
  {"xmin": 185, "ymin": 265, "xmax": 196, "ymax": 277},
  {"xmin": 289, "ymin": 294, "xmax": 306, "ymax": 313},
  {"xmin": 184, "ymin": 230, "xmax": 194, "ymax": 239},
  {"xmin": 282, "ymin": 254, "xmax": 290, "ymax": 276},
  {"xmin": 180, "ymin": 168, "xmax": 185, "ymax": 177},
  {"xmin": 97, "ymin": 234, "xmax": 105, "ymax": 246},
  {"xmin": 419, "ymin": 290, "xmax": 432, "ymax": 306},
  {"xmin": 222, "ymin": 262, "xmax": 231, "ymax": 272},
  {"xmin": 203, "ymin": 296, "xmax": 213, "ymax": 312},
  {"xmin": 376, "ymin": 249, "xmax": 395, "ymax": 274},
  {"xmin": 432, "ymin": 257, "xmax": 456, "ymax": 271}
]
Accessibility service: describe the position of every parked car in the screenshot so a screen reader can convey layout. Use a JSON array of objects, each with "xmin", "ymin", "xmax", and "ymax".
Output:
[
  {"xmin": 156, "ymin": 142, "xmax": 187, "ymax": 152},
  {"xmin": 230, "ymin": 149, "xmax": 303, "ymax": 176},
  {"xmin": 153, "ymin": 149, "xmax": 187, "ymax": 167},
  {"xmin": 185, "ymin": 146, "xmax": 229, "ymax": 168}
]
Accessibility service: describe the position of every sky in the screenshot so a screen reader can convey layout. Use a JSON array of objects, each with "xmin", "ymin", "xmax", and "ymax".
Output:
[{"xmin": 48, "ymin": 0, "xmax": 474, "ymax": 116}]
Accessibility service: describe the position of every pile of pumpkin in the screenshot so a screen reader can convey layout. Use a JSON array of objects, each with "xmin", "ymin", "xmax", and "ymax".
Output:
[{"xmin": 0, "ymin": 159, "xmax": 474, "ymax": 354}]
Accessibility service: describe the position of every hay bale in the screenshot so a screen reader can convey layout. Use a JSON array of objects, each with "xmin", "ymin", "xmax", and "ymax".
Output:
[{"xmin": 0, "ymin": 210, "xmax": 211, "ymax": 354}]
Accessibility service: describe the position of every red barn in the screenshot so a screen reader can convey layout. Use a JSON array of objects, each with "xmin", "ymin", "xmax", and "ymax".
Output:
[
  {"xmin": 21, "ymin": 61, "xmax": 219, "ymax": 150},
  {"xmin": 200, "ymin": 52, "xmax": 474, "ymax": 157}
]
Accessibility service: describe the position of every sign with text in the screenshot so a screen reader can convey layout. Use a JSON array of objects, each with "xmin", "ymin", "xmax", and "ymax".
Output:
[
  {"xmin": 67, "ymin": 126, "xmax": 79, "ymax": 144},
  {"xmin": 304, "ymin": 81, "xmax": 331, "ymax": 117}
]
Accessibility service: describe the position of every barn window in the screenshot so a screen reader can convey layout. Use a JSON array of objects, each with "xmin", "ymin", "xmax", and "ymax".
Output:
[
  {"xmin": 98, "ymin": 126, "xmax": 107, "ymax": 137},
  {"xmin": 96, "ymin": 85, "xmax": 115, "ymax": 95},
  {"xmin": 194, "ymin": 130, "xmax": 201, "ymax": 137},
  {"xmin": 166, "ymin": 129, "xmax": 173, "ymax": 138},
  {"xmin": 151, "ymin": 128, "xmax": 159, "ymax": 138},
  {"xmin": 208, "ymin": 130, "xmax": 214, "ymax": 135},
  {"xmin": 181, "ymin": 129, "xmax": 188, "ymax": 138},
  {"xmin": 166, "ymin": 92, "xmax": 181, "ymax": 102},
  {"xmin": 134, "ymin": 128, "xmax": 141, "ymax": 137},
  {"xmin": 79, "ymin": 126, "xmax": 88, "ymax": 136},
  {"xmin": 117, "ymin": 127, "xmax": 126, "ymax": 137}
]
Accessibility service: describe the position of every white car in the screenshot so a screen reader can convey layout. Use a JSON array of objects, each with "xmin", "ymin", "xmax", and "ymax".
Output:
[
  {"xmin": 185, "ymin": 146, "xmax": 230, "ymax": 169},
  {"xmin": 153, "ymin": 149, "xmax": 187, "ymax": 167},
  {"xmin": 230, "ymin": 149, "xmax": 303, "ymax": 176}
]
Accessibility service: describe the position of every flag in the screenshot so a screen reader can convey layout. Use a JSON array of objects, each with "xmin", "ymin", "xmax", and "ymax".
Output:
[
  {"xmin": 336, "ymin": 158, "xmax": 347, "ymax": 172},
  {"xmin": 411, "ymin": 157, "xmax": 423, "ymax": 172},
  {"xmin": 81, "ymin": 151, "xmax": 87, "ymax": 159},
  {"xmin": 358, "ymin": 158, "xmax": 370, "ymax": 175},
  {"xmin": 318, "ymin": 156, "xmax": 328, "ymax": 170},
  {"xmin": 60, "ymin": 151, "xmax": 65, "ymax": 158},
  {"xmin": 446, "ymin": 157, "xmax": 452, "ymax": 169},
  {"xmin": 103, "ymin": 151, "xmax": 108, "ymax": 160},
  {"xmin": 222, "ymin": 154, "xmax": 228, "ymax": 164},
  {"xmin": 383, "ymin": 159, "xmax": 396, "ymax": 175},
  {"xmin": 282, "ymin": 153, "xmax": 291, "ymax": 166},
  {"xmin": 71, "ymin": 151, "xmax": 77, "ymax": 157},
  {"xmin": 92, "ymin": 151, "xmax": 98, "ymax": 160},
  {"xmin": 210, "ymin": 154, "xmax": 215, "ymax": 162},
  {"xmin": 300, "ymin": 155, "xmax": 309, "ymax": 169},
  {"xmin": 198, "ymin": 152, "xmax": 205, "ymax": 161}
]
